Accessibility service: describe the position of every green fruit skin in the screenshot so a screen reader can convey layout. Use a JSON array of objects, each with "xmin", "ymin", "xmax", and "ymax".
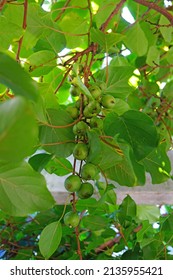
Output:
[
  {"xmin": 66, "ymin": 106, "xmax": 79, "ymax": 119},
  {"xmin": 70, "ymin": 85, "xmax": 80, "ymax": 97},
  {"xmin": 73, "ymin": 121, "xmax": 88, "ymax": 136},
  {"xmin": 64, "ymin": 211, "xmax": 80, "ymax": 228},
  {"xmin": 81, "ymin": 163, "xmax": 98, "ymax": 180},
  {"xmin": 90, "ymin": 116, "xmax": 103, "ymax": 129},
  {"xmin": 77, "ymin": 182, "xmax": 94, "ymax": 199},
  {"xmin": 89, "ymin": 85, "xmax": 102, "ymax": 100},
  {"xmin": 73, "ymin": 143, "xmax": 89, "ymax": 160},
  {"xmin": 101, "ymin": 95, "xmax": 116, "ymax": 109},
  {"xmin": 83, "ymin": 101, "xmax": 101, "ymax": 118},
  {"xmin": 64, "ymin": 174, "xmax": 81, "ymax": 192}
]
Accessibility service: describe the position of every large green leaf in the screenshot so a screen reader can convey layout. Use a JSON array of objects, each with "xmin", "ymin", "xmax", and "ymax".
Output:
[
  {"xmin": 161, "ymin": 215, "xmax": 173, "ymax": 242},
  {"xmin": 118, "ymin": 195, "xmax": 136, "ymax": 224},
  {"xmin": 123, "ymin": 23, "xmax": 148, "ymax": 56},
  {"xmin": 39, "ymin": 108, "xmax": 75, "ymax": 158},
  {"xmin": 137, "ymin": 205, "xmax": 160, "ymax": 224},
  {"xmin": 0, "ymin": 97, "xmax": 38, "ymax": 162},
  {"xmin": 103, "ymin": 110, "xmax": 159, "ymax": 161},
  {"xmin": 34, "ymin": 30, "xmax": 66, "ymax": 54},
  {"xmin": 0, "ymin": 162, "xmax": 55, "ymax": 216},
  {"xmin": 136, "ymin": 220, "xmax": 153, "ymax": 243},
  {"xmin": 82, "ymin": 215, "xmax": 108, "ymax": 231},
  {"xmin": 25, "ymin": 50, "xmax": 57, "ymax": 77},
  {"xmin": 4, "ymin": 3, "xmax": 23, "ymax": 27},
  {"xmin": 90, "ymin": 28, "xmax": 124, "ymax": 51},
  {"xmin": 0, "ymin": 16, "xmax": 23, "ymax": 50},
  {"xmin": 97, "ymin": 138, "xmax": 123, "ymax": 170},
  {"xmin": 44, "ymin": 68, "xmax": 70, "ymax": 104},
  {"xmin": 45, "ymin": 157, "xmax": 73, "ymax": 176},
  {"xmin": 0, "ymin": 52, "xmax": 38, "ymax": 102},
  {"xmin": 39, "ymin": 221, "xmax": 62, "ymax": 259},
  {"xmin": 142, "ymin": 142, "xmax": 171, "ymax": 183},
  {"xmin": 22, "ymin": 3, "xmax": 65, "ymax": 51},
  {"xmin": 22, "ymin": 4, "xmax": 49, "ymax": 49},
  {"xmin": 104, "ymin": 143, "xmax": 145, "ymax": 186},
  {"xmin": 87, "ymin": 130, "xmax": 103, "ymax": 165},
  {"xmin": 159, "ymin": 15, "xmax": 173, "ymax": 43},
  {"xmin": 59, "ymin": 11, "xmax": 89, "ymax": 49},
  {"xmin": 146, "ymin": 45, "xmax": 160, "ymax": 68},
  {"xmin": 28, "ymin": 153, "xmax": 53, "ymax": 172},
  {"xmin": 99, "ymin": 63, "xmax": 134, "ymax": 99},
  {"xmin": 94, "ymin": 0, "xmax": 119, "ymax": 29}
]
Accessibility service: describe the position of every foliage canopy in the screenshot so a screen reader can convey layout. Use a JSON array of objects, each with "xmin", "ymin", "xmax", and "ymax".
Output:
[{"xmin": 0, "ymin": 0, "xmax": 173, "ymax": 260}]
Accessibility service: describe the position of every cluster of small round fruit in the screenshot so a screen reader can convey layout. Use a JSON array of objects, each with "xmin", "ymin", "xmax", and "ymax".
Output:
[{"xmin": 64, "ymin": 79, "xmax": 116, "ymax": 228}]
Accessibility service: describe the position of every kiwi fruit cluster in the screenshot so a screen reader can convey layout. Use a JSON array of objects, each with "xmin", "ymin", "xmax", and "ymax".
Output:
[{"xmin": 64, "ymin": 79, "xmax": 116, "ymax": 228}]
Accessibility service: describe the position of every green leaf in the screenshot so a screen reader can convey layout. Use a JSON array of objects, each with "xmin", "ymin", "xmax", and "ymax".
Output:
[
  {"xmin": 159, "ymin": 15, "xmax": 173, "ymax": 43},
  {"xmin": 45, "ymin": 157, "xmax": 73, "ymax": 176},
  {"xmin": 39, "ymin": 221, "xmax": 62, "ymax": 259},
  {"xmin": 98, "ymin": 139, "xmax": 123, "ymax": 170},
  {"xmin": 82, "ymin": 215, "xmax": 108, "ymax": 231},
  {"xmin": 166, "ymin": 46, "xmax": 173, "ymax": 62},
  {"xmin": 142, "ymin": 238, "xmax": 162, "ymax": 260},
  {"xmin": 0, "ymin": 16, "xmax": 23, "ymax": 50},
  {"xmin": 76, "ymin": 198, "xmax": 98, "ymax": 212},
  {"xmin": 0, "ymin": 52, "xmax": 38, "ymax": 102},
  {"xmin": 162, "ymin": 80, "xmax": 173, "ymax": 101},
  {"xmin": 28, "ymin": 153, "xmax": 53, "ymax": 172},
  {"xmin": 142, "ymin": 142, "xmax": 171, "ymax": 184},
  {"xmin": 123, "ymin": 23, "xmax": 148, "ymax": 56},
  {"xmin": 94, "ymin": 0, "xmax": 119, "ymax": 29},
  {"xmin": 118, "ymin": 195, "xmax": 136, "ymax": 224},
  {"xmin": 0, "ymin": 97, "xmax": 38, "ymax": 162},
  {"xmin": 22, "ymin": 4, "xmax": 51, "ymax": 49},
  {"xmin": 112, "ymin": 98, "xmax": 130, "ymax": 115},
  {"xmin": 0, "ymin": 161, "xmax": 55, "ymax": 216},
  {"xmin": 103, "ymin": 110, "xmax": 159, "ymax": 161},
  {"xmin": 161, "ymin": 214, "xmax": 173, "ymax": 241},
  {"xmin": 39, "ymin": 108, "xmax": 75, "ymax": 158},
  {"xmin": 38, "ymin": 83, "xmax": 59, "ymax": 109},
  {"xmin": 137, "ymin": 205, "xmax": 160, "ymax": 224},
  {"xmin": 104, "ymin": 142, "xmax": 145, "ymax": 186},
  {"xmin": 136, "ymin": 220, "xmax": 153, "ymax": 243},
  {"xmin": 99, "ymin": 63, "xmax": 134, "ymax": 99},
  {"xmin": 59, "ymin": 11, "xmax": 89, "ymax": 49},
  {"xmin": 87, "ymin": 130, "xmax": 103, "ymax": 165},
  {"xmin": 90, "ymin": 28, "xmax": 124, "ymax": 51},
  {"xmin": 34, "ymin": 30, "xmax": 66, "ymax": 54},
  {"xmin": 146, "ymin": 46, "xmax": 160, "ymax": 71},
  {"xmin": 25, "ymin": 51, "xmax": 57, "ymax": 77},
  {"xmin": 43, "ymin": 67, "xmax": 70, "ymax": 104},
  {"xmin": 4, "ymin": 3, "xmax": 23, "ymax": 27}
]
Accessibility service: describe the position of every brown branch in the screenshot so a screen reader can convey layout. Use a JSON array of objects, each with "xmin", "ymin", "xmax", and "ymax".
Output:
[
  {"xmin": 39, "ymin": 113, "xmax": 83, "ymax": 129},
  {"xmin": 0, "ymin": 0, "xmax": 6, "ymax": 11},
  {"xmin": 95, "ymin": 236, "xmax": 121, "ymax": 254},
  {"xmin": 59, "ymin": 0, "xmax": 126, "ymax": 87},
  {"xmin": 145, "ymin": 19, "xmax": 172, "ymax": 28},
  {"xmin": 54, "ymin": 0, "xmax": 71, "ymax": 22},
  {"xmin": 54, "ymin": 66, "xmax": 72, "ymax": 94},
  {"xmin": 100, "ymin": 0, "xmax": 127, "ymax": 32},
  {"xmin": 16, "ymin": 0, "xmax": 28, "ymax": 62},
  {"xmin": 134, "ymin": 0, "xmax": 173, "ymax": 25},
  {"xmin": 64, "ymin": 43, "xmax": 98, "ymax": 66}
]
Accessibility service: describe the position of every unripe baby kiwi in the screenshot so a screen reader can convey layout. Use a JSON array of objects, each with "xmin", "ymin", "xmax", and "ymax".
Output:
[{"xmin": 73, "ymin": 143, "xmax": 89, "ymax": 160}]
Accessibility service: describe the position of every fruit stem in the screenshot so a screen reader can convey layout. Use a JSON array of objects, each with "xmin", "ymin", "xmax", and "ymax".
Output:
[
  {"xmin": 71, "ymin": 192, "xmax": 83, "ymax": 260},
  {"xmin": 75, "ymin": 226, "xmax": 83, "ymax": 260}
]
